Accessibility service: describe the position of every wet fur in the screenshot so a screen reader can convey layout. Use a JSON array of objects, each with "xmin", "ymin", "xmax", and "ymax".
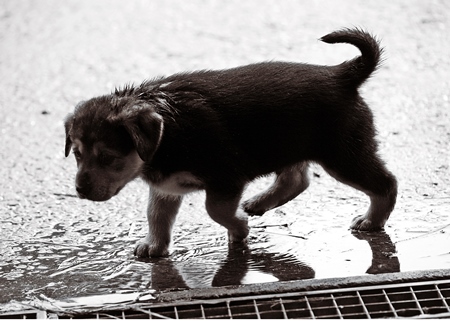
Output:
[{"xmin": 65, "ymin": 28, "xmax": 398, "ymax": 257}]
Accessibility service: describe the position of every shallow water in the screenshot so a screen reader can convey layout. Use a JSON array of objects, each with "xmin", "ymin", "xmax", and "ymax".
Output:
[
  {"xmin": 5, "ymin": 184, "xmax": 445, "ymax": 310},
  {"xmin": 0, "ymin": 215, "xmax": 316, "ymax": 304}
]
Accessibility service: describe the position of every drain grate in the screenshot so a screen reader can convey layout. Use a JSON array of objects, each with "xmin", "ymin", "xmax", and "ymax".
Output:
[{"xmin": 57, "ymin": 279, "xmax": 450, "ymax": 319}]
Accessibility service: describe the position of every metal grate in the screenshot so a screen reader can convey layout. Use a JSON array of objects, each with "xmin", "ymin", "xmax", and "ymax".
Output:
[{"xmin": 57, "ymin": 279, "xmax": 450, "ymax": 319}]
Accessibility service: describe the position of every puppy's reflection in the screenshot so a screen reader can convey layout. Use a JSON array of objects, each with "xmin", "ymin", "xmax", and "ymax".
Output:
[
  {"xmin": 212, "ymin": 243, "xmax": 314, "ymax": 287},
  {"xmin": 150, "ymin": 244, "xmax": 314, "ymax": 290},
  {"xmin": 149, "ymin": 230, "xmax": 398, "ymax": 290},
  {"xmin": 352, "ymin": 230, "xmax": 400, "ymax": 274}
]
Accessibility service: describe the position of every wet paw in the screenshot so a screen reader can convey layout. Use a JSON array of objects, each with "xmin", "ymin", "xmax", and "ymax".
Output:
[
  {"xmin": 242, "ymin": 199, "xmax": 267, "ymax": 216},
  {"xmin": 228, "ymin": 228, "xmax": 249, "ymax": 243},
  {"xmin": 228, "ymin": 238, "xmax": 248, "ymax": 251},
  {"xmin": 134, "ymin": 238, "xmax": 169, "ymax": 258},
  {"xmin": 350, "ymin": 215, "xmax": 384, "ymax": 231}
]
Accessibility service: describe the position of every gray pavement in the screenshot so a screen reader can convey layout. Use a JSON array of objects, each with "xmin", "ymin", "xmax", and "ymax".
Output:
[{"xmin": 0, "ymin": 0, "xmax": 449, "ymax": 308}]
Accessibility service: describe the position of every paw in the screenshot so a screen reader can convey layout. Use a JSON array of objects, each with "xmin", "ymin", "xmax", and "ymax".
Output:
[
  {"xmin": 228, "ymin": 227, "xmax": 249, "ymax": 243},
  {"xmin": 228, "ymin": 238, "xmax": 248, "ymax": 251},
  {"xmin": 242, "ymin": 199, "xmax": 267, "ymax": 216},
  {"xmin": 134, "ymin": 237, "xmax": 169, "ymax": 258},
  {"xmin": 350, "ymin": 215, "xmax": 384, "ymax": 231}
]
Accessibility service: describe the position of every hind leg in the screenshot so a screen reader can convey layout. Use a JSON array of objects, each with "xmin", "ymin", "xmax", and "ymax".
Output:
[
  {"xmin": 205, "ymin": 187, "xmax": 249, "ymax": 243},
  {"xmin": 243, "ymin": 162, "xmax": 310, "ymax": 216},
  {"xmin": 321, "ymin": 150, "xmax": 397, "ymax": 231}
]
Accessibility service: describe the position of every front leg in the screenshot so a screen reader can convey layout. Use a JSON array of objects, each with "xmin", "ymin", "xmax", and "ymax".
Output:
[{"xmin": 134, "ymin": 186, "xmax": 182, "ymax": 257}]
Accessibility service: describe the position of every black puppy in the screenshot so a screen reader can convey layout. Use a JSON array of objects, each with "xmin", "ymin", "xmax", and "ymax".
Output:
[{"xmin": 65, "ymin": 28, "xmax": 397, "ymax": 257}]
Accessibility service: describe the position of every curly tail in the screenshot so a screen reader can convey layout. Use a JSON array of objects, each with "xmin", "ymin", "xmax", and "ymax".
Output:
[{"xmin": 321, "ymin": 28, "xmax": 383, "ymax": 88}]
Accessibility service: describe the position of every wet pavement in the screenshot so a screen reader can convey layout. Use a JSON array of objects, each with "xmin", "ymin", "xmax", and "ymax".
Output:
[{"xmin": 1, "ymin": 0, "xmax": 449, "ymax": 312}]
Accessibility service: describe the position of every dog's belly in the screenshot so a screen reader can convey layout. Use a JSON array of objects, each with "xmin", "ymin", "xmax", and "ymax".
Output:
[{"xmin": 152, "ymin": 171, "xmax": 204, "ymax": 195}]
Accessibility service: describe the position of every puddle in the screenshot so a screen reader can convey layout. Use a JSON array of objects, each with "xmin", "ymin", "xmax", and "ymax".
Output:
[
  {"xmin": 0, "ymin": 214, "xmax": 405, "ymax": 306},
  {"xmin": 0, "ymin": 226, "xmax": 314, "ymax": 305}
]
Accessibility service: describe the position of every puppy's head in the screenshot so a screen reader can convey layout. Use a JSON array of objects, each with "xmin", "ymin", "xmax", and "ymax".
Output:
[{"xmin": 64, "ymin": 96, "xmax": 163, "ymax": 201}]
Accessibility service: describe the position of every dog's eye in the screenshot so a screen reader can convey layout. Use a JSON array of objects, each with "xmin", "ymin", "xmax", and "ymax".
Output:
[{"xmin": 73, "ymin": 149, "xmax": 82, "ymax": 160}]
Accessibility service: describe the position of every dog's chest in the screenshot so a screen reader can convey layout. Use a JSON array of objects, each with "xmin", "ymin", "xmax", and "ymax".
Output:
[{"xmin": 152, "ymin": 171, "xmax": 204, "ymax": 195}]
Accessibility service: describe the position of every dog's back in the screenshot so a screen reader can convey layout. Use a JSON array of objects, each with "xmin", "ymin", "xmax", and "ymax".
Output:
[{"xmin": 144, "ymin": 28, "xmax": 383, "ymax": 180}]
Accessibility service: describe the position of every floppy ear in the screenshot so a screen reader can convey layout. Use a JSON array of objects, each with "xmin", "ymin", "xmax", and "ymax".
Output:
[
  {"xmin": 64, "ymin": 113, "xmax": 74, "ymax": 157},
  {"xmin": 64, "ymin": 100, "xmax": 87, "ymax": 157},
  {"xmin": 121, "ymin": 107, "xmax": 164, "ymax": 162}
]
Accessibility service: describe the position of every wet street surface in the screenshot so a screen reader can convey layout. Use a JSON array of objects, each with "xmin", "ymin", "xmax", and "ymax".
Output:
[{"xmin": 1, "ymin": 0, "xmax": 449, "ymax": 312}]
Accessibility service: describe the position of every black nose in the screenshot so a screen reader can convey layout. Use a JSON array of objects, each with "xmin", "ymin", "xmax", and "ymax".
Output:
[{"xmin": 76, "ymin": 171, "xmax": 91, "ymax": 199}]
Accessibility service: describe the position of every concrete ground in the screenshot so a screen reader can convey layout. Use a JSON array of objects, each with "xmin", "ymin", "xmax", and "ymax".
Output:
[{"xmin": 0, "ymin": 0, "xmax": 449, "ymax": 310}]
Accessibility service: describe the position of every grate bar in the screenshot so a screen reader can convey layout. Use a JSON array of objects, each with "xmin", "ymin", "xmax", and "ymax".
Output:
[
  {"xmin": 330, "ymin": 294, "xmax": 343, "ymax": 319},
  {"xmin": 132, "ymin": 307, "xmax": 171, "ymax": 319},
  {"xmin": 436, "ymin": 284, "xmax": 450, "ymax": 312},
  {"xmin": 279, "ymin": 298, "xmax": 288, "ymax": 319},
  {"xmin": 226, "ymin": 300, "xmax": 232, "ymax": 319},
  {"xmin": 304, "ymin": 295, "xmax": 316, "ymax": 319},
  {"xmin": 253, "ymin": 299, "xmax": 260, "ymax": 319},
  {"xmin": 410, "ymin": 286, "xmax": 425, "ymax": 315},
  {"xmin": 383, "ymin": 289, "xmax": 399, "ymax": 318},
  {"xmin": 357, "ymin": 290, "xmax": 372, "ymax": 319},
  {"xmin": 200, "ymin": 304, "xmax": 205, "ymax": 319}
]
